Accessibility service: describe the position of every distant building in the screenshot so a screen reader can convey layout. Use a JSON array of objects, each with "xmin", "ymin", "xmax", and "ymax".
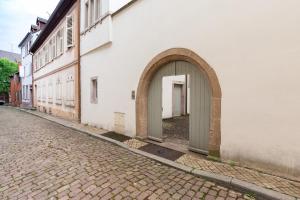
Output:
[
  {"xmin": 0, "ymin": 50, "xmax": 21, "ymax": 63},
  {"xmin": 0, "ymin": 50, "xmax": 21, "ymax": 103},
  {"xmin": 18, "ymin": 17, "xmax": 47, "ymax": 108},
  {"xmin": 9, "ymin": 72, "xmax": 22, "ymax": 107},
  {"xmin": 30, "ymin": 0, "xmax": 80, "ymax": 120}
]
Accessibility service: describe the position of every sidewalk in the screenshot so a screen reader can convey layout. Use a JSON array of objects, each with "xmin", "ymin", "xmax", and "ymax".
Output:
[{"xmin": 17, "ymin": 108, "xmax": 300, "ymax": 200}]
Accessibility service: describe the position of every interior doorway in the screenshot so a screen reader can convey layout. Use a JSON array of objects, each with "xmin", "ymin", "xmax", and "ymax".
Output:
[{"xmin": 162, "ymin": 75, "xmax": 190, "ymax": 148}]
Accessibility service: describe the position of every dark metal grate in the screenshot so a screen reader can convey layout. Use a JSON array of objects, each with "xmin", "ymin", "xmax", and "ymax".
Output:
[
  {"xmin": 102, "ymin": 132, "xmax": 131, "ymax": 142},
  {"xmin": 139, "ymin": 143, "xmax": 184, "ymax": 161}
]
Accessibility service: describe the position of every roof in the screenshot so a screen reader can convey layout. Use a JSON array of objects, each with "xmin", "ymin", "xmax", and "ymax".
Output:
[
  {"xmin": 18, "ymin": 32, "xmax": 32, "ymax": 48},
  {"xmin": 30, "ymin": 0, "xmax": 77, "ymax": 53},
  {"xmin": 0, "ymin": 50, "xmax": 21, "ymax": 63},
  {"xmin": 19, "ymin": 16, "xmax": 48, "ymax": 48}
]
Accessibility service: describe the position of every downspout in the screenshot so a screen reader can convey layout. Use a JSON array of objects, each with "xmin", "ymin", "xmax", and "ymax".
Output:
[
  {"xmin": 77, "ymin": 0, "xmax": 81, "ymax": 122},
  {"xmin": 30, "ymin": 52, "xmax": 34, "ymax": 109}
]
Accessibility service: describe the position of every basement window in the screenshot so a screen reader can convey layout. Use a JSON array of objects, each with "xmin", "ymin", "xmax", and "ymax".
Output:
[{"xmin": 91, "ymin": 77, "xmax": 98, "ymax": 104}]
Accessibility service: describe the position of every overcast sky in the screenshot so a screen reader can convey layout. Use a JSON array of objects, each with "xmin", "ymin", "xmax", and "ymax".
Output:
[{"xmin": 0, "ymin": 0, "xmax": 59, "ymax": 54}]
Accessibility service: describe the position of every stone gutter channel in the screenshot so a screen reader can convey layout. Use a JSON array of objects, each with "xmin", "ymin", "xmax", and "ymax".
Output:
[{"xmin": 14, "ymin": 107, "xmax": 299, "ymax": 200}]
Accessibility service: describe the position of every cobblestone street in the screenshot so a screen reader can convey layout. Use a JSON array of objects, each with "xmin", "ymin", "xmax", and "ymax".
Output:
[{"xmin": 0, "ymin": 107, "xmax": 251, "ymax": 199}]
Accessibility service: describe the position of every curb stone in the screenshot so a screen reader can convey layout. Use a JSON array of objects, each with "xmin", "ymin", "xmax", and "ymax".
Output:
[
  {"xmin": 231, "ymin": 179, "xmax": 296, "ymax": 200},
  {"xmin": 192, "ymin": 169, "xmax": 232, "ymax": 185},
  {"xmin": 14, "ymin": 107, "xmax": 297, "ymax": 200}
]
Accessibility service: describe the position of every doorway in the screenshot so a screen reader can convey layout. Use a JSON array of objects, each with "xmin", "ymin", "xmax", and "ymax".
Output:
[
  {"xmin": 147, "ymin": 61, "xmax": 211, "ymax": 154},
  {"xmin": 162, "ymin": 75, "xmax": 189, "ymax": 147}
]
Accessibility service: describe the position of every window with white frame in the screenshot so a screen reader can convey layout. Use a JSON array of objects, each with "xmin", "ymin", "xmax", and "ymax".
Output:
[
  {"xmin": 41, "ymin": 49, "xmax": 45, "ymax": 67},
  {"xmin": 95, "ymin": 0, "xmax": 101, "ymax": 21},
  {"xmin": 42, "ymin": 83, "xmax": 46, "ymax": 102},
  {"xmin": 90, "ymin": 0, "xmax": 94, "ymax": 25},
  {"xmin": 48, "ymin": 80, "xmax": 53, "ymax": 103},
  {"xmin": 84, "ymin": 0, "xmax": 101, "ymax": 29},
  {"xmin": 33, "ymin": 55, "xmax": 36, "ymax": 71},
  {"xmin": 66, "ymin": 15, "xmax": 74, "ymax": 48},
  {"xmin": 90, "ymin": 77, "xmax": 98, "ymax": 104},
  {"xmin": 48, "ymin": 40, "xmax": 52, "ymax": 61},
  {"xmin": 45, "ymin": 45, "xmax": 49, "ymax": 64},
  {"xmin": 52, "ymin": 36, "xmax": 56, "ymax": 59},
  {"xmin": 39, "ymin": 52, "xmax": 42, "ymax": 69},
  {"xmin": 37, "ymin": 85, "xmax": 41, "ymax": 102},
  {"xmin": 56, "ymin": 76, "xmax": 62, "ymax": 105},
  {"xmin": 65, "ymin": 74, "xmax": 75, "ymax": 107},
  {"xmin": 56, "ymin": 28, "xmax": 64, "ymax": 56}
]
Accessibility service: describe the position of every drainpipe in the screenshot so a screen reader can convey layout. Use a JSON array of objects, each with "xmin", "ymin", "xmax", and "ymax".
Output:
[
  {"xmin": 30, "ymin": 52, "xmax": 34, "ymax": 109},
  {"xmin": 77, "ymin": 0, "xmax": 81, "ymax": 122}
]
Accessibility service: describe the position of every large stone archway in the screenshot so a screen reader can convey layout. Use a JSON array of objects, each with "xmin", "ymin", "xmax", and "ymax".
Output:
[{"xmin": 136, "ymin": 48, "xmax": 222, "ymax": 157}]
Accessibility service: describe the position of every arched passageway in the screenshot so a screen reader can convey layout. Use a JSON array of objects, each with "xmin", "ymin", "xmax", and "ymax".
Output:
[{"xmin": 136, "ymin": 48, "xmax": 222, "ymax": 157}]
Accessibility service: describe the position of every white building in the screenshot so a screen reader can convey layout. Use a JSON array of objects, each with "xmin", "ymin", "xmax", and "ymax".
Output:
[
  {"xmin": 18, "ymin": 18, "xmax": 47, "ymax": 108},
  {"xmin": 30, "ymin": 0, "xmax": 80, "ymax": 121},
  {"xmin": 80, "ymin": 0, "xmax": 300, "ymax": 178}
]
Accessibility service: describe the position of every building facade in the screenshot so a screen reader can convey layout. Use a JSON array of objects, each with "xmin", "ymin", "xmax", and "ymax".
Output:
[
  {"xmin": 79, "ymin": 0, "xmax": 300, "ymax": 178},
  {"xmin": 30, "ymin": 0, "xmax": 80, "ymax": 120},
  {"xmin": 18, "ymin": 18, "xmax": 47, "ymax": 109}
]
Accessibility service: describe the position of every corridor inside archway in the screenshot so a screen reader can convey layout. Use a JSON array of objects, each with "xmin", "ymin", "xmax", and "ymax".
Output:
[{"xmin": 162, "ymin": 74, "xmax": 190, "ymax": 149}]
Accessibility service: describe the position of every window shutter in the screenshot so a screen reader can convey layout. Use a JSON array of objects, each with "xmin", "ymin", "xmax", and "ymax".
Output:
[{"xmin": 66, "ymin": 15, "xmax": 74, "ymax": 48}]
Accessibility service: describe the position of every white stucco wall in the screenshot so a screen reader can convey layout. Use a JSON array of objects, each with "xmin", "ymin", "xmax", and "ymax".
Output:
[
  {"xmin": 20, "ymin": 33, "xmax": 36, "ymax": 105},
  {"xmin": 80, "ymin": 0, "xmax": 300, "ymax": 176}
]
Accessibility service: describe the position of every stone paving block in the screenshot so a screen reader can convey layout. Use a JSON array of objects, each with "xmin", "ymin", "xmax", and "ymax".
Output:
[{"xmin": 0, "ymin": 107, "xmax": 273, "ymax": 200}]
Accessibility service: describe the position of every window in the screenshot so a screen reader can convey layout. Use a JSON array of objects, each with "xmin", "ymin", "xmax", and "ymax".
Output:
[
  {"xmin": 91, "ymin": 77, "xmax": 98, "ymax": 104},
  {"xmin": 65, "ymin": 74, "xmax": 75, "ymax": 107},
  {"xmin": 56, "ymin": 29, "xmax": 64, "ymax": 55},
  {"xmin": 52, "ymin": 36, "xmax": 56, "ymax": 59},
  {"xmin": 56, "ymin": 76, "xmax": 62, "ymax": 105},
  {"xmin": 38, "ymin": 52, "xmax": 42, "ymax": 69},
  {"xmin": 45, "ymin": 45, "xmax": 49, "ymax": 64},
  {"xmin": 95, "ymin": 0, "xmax": 101, "ymax": 20},
  {"xmin": 41, "ymin": 49, "xmax": 45, "ymax": 67},
  {"xmin": 33, "ymin": 55, "xmax": 37, "ymax": 71},
  {"xmin": 42, "ymin": 83, "xmax": 46, "ymax": 102},
  {"xmin": 85, "ymin": 2, "xmax": 89, "ymax": 29},
  {"xmin": 49, "ymin": 40, "xmax": 52, "ymax": 61},
  {"xmin": 66, "ymin": 15, "xmax": 74, "ymax": 48},
  {"xmin": 37, "ymin": 85, "xmax": 41, "ymax": 102},
  {"xmin": 48, "ymin": 80, "xmax": 53, "ymax": 103},
  {"xmin": 90, "ymin": 0, "xmax": 94, "ymax": 25}
]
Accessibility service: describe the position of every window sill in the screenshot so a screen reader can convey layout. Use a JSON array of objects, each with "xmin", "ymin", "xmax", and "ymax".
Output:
[{"xmin": 34, "ymin": 53, "xmax": 64, "ymax": 73}]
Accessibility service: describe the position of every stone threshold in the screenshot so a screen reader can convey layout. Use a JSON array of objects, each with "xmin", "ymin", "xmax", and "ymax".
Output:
[{"xmin": 14, "ymin": 107, "xmax": 299, "ymax": 200}]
